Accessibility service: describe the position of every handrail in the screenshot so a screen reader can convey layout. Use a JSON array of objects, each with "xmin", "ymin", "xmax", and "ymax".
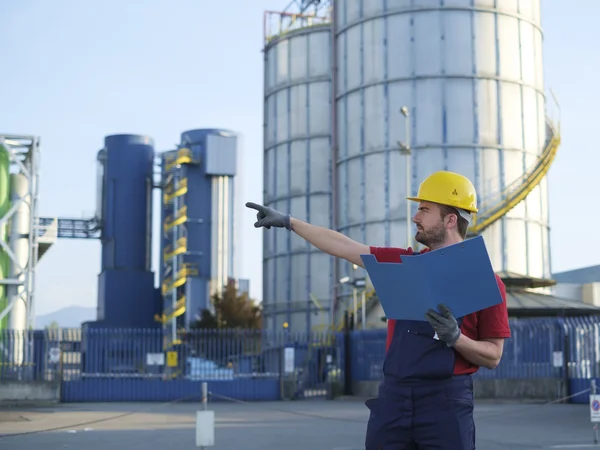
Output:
[{"xmin": 468, "ymin": 117, "xmax": 561, "ymax": 235}]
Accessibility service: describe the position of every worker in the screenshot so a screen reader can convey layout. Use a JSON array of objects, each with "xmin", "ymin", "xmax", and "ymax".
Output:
[{"xmin": 246, "ymin": 170, "xmax": 511, "ymax": 449}]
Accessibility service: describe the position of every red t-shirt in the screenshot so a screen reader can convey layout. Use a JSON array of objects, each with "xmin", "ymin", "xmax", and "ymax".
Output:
[{"xmin": 370, "ymin": 245, "xmax": 511, "ymax": 375}]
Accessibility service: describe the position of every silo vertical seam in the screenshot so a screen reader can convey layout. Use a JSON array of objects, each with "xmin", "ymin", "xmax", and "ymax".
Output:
[
  {"xmin": 493, "ymin": 0, "xmax": 507, "ymax": 272},
  {"xmin": 440, "ymin": 0, "xmax": 449, "ymax": 170},
  {"xmin": 532, "ymin": 7, "xmax": 547, "ymax": 279},
  {"xmin": 286, "ymin": 47, "xmax": 292, "ymax": 329},
  {"xmin": 261, "ymin": 40, "xmax": 269, "ymax": 329},
  {"xmin": 359, "ymin": 0, "xmax": 366, "ymax": 247},
  {"xmin": 409, "ymin": 0, "xmax": 416, "ymax": 223},
  {"xmin": 516, "ymin": 0, "xmax": 530, "ymax": 276},
  {"xmin": 330, "ymin": 4, "xmax": 338, "ymax": 327},
  {"xmin": 470, "ymin": 0, "xmax": 481, "ymax": 196},
  {"xmin": 343, "ymin": 4, "xmax": 349, "ymax": 286},
  {"xmin": 272, "ymin": 45, "xmax": 279, "ymax": 331},
  {"xmin": 305, "ymin": 32, "xmax": 312, "ymax": 334},
  {"xmin": 383, "ymin": 0, "xmax": 391, "ymax": 247}
]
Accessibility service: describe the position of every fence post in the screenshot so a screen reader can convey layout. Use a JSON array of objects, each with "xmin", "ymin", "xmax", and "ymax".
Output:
[
  {"xmin": 343, "ymin": 310, "xmax": 353, "ymax": 396},
  {"xmin": 562, "ymin": 318, "xmax": 571, "ymax": 403}
]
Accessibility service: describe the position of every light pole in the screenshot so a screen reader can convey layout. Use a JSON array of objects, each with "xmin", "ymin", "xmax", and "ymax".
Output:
[
  {"xmin": 339, "ymin": 274, "xmax": 367, "ymax": 329},
  {"xmin": 399, "ymin": 106, "xmax": 412, "ymax": 248}
]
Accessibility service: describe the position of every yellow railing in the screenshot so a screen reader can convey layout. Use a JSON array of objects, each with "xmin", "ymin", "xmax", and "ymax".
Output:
[
  {"xmin": 155, "ymin": 295, "xmax": 187, "ymax": 324},
  {"xmin": 468, "ymin": 118, "xmax": 561, "ymax": 235},
  {"xmin": 163, "ymin": 236, "xmax": 187, "ymax": 261},
  {"xmin": 164, "ymin": 205, "xmax": 188, "ymax": 232},
  {"xmin": 163, "ymin": 177, "xmax": 188, "ymax": 203},
  {"xmin": 164, "ymin": 148, "xmax": 194, "ymax": 171},
  {"xmin": 161, "ymin": 263, "xmax": 198, "ymax": 295}
]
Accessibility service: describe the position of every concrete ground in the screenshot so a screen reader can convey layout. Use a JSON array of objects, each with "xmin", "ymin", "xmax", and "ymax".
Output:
[{"xmin": 0, "ymin": 398, "xmax": 597, "ymax": 449}]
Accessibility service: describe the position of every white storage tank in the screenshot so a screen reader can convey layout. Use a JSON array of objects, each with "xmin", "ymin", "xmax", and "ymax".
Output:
[
  {"xmin": 334, "ymin": 0, "xmax": 551, "ymax": 289},
  {"xmin": 262, "ymin": 21, "xmax": 333, "ymax": 332}
]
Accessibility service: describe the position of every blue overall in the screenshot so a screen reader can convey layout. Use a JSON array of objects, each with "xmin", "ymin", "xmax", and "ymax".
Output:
[{"xmin": 364, "ymin": 318, "xmax": 475, "ymax": 449}]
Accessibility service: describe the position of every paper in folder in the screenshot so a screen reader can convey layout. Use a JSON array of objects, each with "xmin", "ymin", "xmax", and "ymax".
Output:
[{"xmin": 360, "ymin": 236, "xmax": 503, "ymax": 321}]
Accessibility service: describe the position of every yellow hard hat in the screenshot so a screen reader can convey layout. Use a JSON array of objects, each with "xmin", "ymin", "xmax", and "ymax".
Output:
[{"xmin": 407, "ymin": 171, "xmax": 478, "ymax": 214}]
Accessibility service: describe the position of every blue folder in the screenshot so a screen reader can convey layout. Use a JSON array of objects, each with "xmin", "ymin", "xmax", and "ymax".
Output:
[{"xmin": 360, "ymin": 236, "xmax": 503, "ymax": 321}]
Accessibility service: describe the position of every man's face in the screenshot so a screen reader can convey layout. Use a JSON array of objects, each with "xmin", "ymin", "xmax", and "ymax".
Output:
[{"xmin": 412, "ymin": 201, "xmax": 447, "ymax": 249}]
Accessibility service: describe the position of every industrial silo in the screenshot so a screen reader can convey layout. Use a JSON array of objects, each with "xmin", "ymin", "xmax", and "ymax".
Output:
[
  {"xmin": 262, "ymin": 13, "xmax": 333, "ymax": 333},
  {"xmin": 334, "ymin": 0, "xmax": 554, "ymax": 300},
  {"xmin": 159, "ymin": 129, "xmax": 238, "ymax": 339},
  {"xmin": 0, "ymin": 144, "xmax": 9, "ymax": 331},
  {"xmin": 93, "ymin": 134, "xmax": 158, "ymax": 328}
]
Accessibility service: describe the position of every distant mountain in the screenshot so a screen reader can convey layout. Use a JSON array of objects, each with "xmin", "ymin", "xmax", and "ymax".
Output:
[{"xmin": 35, "ymin": 306, "xmax": 96, "ymax": 329}]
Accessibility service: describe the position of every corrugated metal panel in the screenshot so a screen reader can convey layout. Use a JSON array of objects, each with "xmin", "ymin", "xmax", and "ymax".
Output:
[
  {"xmin": 335, "ymin": 1, "xmax": 550, "ymax": 293},
  {"xmin": 263, "ymin": 24, "xmax": 333, "ymax": 333},
  {"xmin": 553, "ymin": 265, "xmax": 600, "ymax": 284},
  {"xmin": 506, "ymin": 290, "xmax": 600, "ymax": 311}
]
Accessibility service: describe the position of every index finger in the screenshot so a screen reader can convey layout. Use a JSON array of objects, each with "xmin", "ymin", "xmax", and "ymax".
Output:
[{"xmin": 245, "ymin": 202, "xmax": 264, "ymax": 212}]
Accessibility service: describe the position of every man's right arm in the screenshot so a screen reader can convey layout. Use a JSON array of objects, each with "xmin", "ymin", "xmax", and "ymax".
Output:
[{"xmin": 289, "ymin": 218, "xmax": 370, "ymax": 268}]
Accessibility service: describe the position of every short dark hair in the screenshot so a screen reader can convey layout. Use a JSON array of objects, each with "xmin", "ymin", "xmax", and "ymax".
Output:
[{"xmin": 439, "ymin": 204, "xmax": 468, "ymax": 239}]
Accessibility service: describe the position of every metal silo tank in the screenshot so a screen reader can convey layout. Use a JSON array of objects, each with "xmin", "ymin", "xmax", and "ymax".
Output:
[
  {"xmin": 97, "ymin": 134, "xmax": 157, "ymax": 328},
  {"xmin": 335, "ymin": 0, "xmax": 550, "ymax": 283},
  {"xmin": 0, "ymin": 145, "xmax": 9, "ymax": 331},
  {"xmin": 263, "ymin": 19, "xmax": 333, "ymax": 334}
]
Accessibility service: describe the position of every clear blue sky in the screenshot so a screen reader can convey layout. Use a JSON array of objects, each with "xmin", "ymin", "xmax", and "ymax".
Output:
[{"xmin": 1, "ymin": 1, "xmax": 597, "ymax": 316}]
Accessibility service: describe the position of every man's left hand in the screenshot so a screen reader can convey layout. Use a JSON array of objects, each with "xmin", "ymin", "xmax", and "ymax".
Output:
[{"xmin": 425, "ymin": 304, "xmax": 461, "ymax": 347}]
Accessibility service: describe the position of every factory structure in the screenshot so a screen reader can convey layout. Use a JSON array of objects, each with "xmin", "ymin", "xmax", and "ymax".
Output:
[
  {"xmin": 1, "ymin": 0, "xmax": 600, "ymax": 371},
  {"xmin": 259, "ymin": 0, "xmax": 600, "ymax": 334},
  {"xmin": 0, "ymin": 129, "xmax": 243, "ymax": 370}
]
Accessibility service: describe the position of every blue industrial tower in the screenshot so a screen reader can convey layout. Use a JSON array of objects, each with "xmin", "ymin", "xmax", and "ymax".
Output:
[
  {"xmin": 159, "ymin": 129, "xmax": 238, "ymax": 344},
  {"xmin": 87, "ymin": 134, "xmax": 161, "ymax": 329}
]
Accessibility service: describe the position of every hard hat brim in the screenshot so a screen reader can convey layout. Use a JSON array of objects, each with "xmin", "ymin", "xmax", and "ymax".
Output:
[{"xmin": 406, "ymin": 195, "xmax": 479, "ymax": 214}]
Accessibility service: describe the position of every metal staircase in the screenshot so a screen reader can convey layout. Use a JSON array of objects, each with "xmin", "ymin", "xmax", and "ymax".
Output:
[{"xmin": 467, "ymin": 118, "xmax": 561, "ymax": 235}]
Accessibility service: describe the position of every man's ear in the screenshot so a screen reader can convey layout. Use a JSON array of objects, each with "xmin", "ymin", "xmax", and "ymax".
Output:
[{"xmin": 444, "ymin": 212, "xmax": 458, "ymax": 230}]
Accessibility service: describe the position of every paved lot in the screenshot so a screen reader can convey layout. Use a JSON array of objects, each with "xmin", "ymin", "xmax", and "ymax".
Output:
[{"xmin": 0, "ymin": 399, "xmax": 597, "ymax": 449}]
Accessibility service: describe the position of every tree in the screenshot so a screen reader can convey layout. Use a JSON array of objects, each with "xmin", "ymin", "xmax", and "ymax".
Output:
[{"xmin": 191, "ymin": 278, "xmax": 262, "ymax": 330}]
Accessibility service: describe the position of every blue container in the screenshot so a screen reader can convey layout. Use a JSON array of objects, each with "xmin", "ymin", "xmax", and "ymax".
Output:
[{"xmin": 95, "ymin": 134, "xmax": 158, "ymax": 328}]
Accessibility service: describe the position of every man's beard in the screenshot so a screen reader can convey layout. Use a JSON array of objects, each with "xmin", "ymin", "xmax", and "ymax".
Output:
[{"xmin": 415, "ymin": 223, "xmax": 446, "ymax": 248}]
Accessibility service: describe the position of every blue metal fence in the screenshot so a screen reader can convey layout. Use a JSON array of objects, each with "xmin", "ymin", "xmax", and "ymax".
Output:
[
  {"xmin": 350, "ymin": 315, "xmax": 600, "ymax": 403},
  {"xmin": 0, "ymin": 327, "xmax": 343, "ymax": 402},
  {"xmin": 2, "ymin": 315, "xmax": 600, "ymax": 403}
]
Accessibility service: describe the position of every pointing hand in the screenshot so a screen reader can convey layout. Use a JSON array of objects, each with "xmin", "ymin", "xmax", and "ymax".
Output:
[{"xmin": 245, "ymin": 202, "xmax": 292, "ymax": 230}]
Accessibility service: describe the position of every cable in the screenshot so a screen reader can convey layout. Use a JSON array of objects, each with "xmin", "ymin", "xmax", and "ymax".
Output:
[
  {"xmin": 208, "ymin": 391, "xmax": 365, "ymax": 423},
  {"xmin": 474, "ymin": 387, "xmax": 592, "ymax": 420},
  {"xmin": 209, "ymin": 387, "xmax": 593, "ymax": 423},
  {"xmin": 0, "ymin": 391, "xmax": 204, "ymax": 439}
]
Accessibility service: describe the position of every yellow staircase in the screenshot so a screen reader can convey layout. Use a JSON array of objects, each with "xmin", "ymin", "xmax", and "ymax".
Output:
[
  {"xmin": 468, "ymin": 118, "xmax": 561, "ymax": 235},
  {"xmin": 158, "ymin": 147, "xmax": 201, "ymax": 351}
]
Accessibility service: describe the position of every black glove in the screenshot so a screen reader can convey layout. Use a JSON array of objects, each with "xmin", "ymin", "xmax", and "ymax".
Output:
[
  {"xmin": 424, "ymin": 304, "xmax": 461, "ymax": 347},
  {"xmin": 245, "ymin": 202, "xmax": 292, "ymax": 230}
]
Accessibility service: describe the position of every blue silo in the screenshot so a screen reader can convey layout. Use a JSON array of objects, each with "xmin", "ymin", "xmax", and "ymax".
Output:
[
  {"xmin": 160, "ymin": 129, "xmax": 238, "ymax": 335},
  {"xmin": 93, "ymin": 134, "xmax": 160, "ymax": 328}
]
